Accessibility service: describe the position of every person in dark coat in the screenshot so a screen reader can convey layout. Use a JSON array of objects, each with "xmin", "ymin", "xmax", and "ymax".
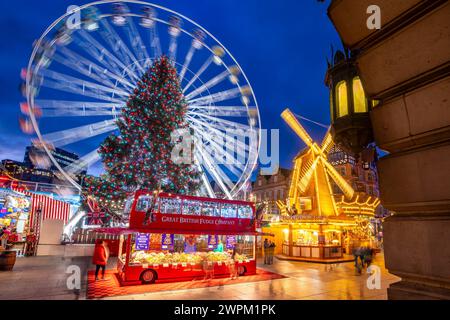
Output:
[
  {"xmin": 269, "ymin": 241, "xmax": 276, "ymax": 265},
  {"xmin": 263, "ymin": 239, "xmax": 270, "ymax": 264},
  {"xmin": 92, "ymin": 240, "xmax": 109, "ymax": 280}
]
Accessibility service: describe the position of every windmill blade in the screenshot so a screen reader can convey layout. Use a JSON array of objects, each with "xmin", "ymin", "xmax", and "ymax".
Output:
[
  {"xmin": 320, "ymin": 156, "xmax": 355, "ymax": 199},
  {"xmin": 297, "ymin": 156, "xmax": 320, "ymax": 193},
  {"xmin": 321, "ymin": 130, "xmax": 334, "ymax": 154},
  {"xmin": 281, "ymin": 108, "xmax": 314, "ymax": 149}
]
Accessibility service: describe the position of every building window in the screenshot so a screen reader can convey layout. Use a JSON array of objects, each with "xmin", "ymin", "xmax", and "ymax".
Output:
[
  {"xmin": 352, "ymin": 77, "xmax": 367, "ymax": 113},
  {"xmin": 258, "ymin": 179, "xmax": 262, "ymax": 186},
  {"xmin": 336, "ymin": 81, "xmax": 348, "ymax": 118}
]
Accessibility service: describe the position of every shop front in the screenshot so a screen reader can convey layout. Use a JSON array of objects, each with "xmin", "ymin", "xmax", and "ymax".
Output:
[
  {"xmin": 0, "ymin": 188, "xmax": 31, "ymax": 253},
  {"xmin": 97, "ymin": 191, "xmax": 257, "ymax": 285},
  {"xmin": 262, "ymin": 215, "xmax": 357, "ymax": 261}
]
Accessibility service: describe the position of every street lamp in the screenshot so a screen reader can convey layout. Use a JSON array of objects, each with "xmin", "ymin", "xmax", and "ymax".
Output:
[{"xmin": 326, "ymin": 49, "xmax": 376, "ymax": 157}]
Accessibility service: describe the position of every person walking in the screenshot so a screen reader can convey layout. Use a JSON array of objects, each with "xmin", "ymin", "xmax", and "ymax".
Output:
[
  {"xmin": 269, "ymin": 240, "xmax": 276, "ymax": 265},
  {"xmin": 228, "ymin": 244, "xmax": 238, "ymax": 280},
  {"xmin": 92, "ymin": 240, "xmax": 109, "ymax": 281},
  {"xmin": 352, "ymin": 246, "xmax": 363, "ymax": 274},
  {"xmin": 263, "ymin": 238, "xmax": 269, "ymax": 264}
]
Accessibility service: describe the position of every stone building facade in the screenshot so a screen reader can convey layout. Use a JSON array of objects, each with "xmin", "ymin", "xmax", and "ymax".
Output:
[
  {"xmin": 328, "ymin": 0, "xmax": 450, "ymax": 299},
  {"xmin": 251, "ymin": 168, "xmax": 292, "ymax": 215}
]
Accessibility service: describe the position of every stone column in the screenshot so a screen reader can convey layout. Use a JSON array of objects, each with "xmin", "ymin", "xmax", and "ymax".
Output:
[{"xmin": 328, "ymin": 0, "xmax": 450, "ymax": 299}]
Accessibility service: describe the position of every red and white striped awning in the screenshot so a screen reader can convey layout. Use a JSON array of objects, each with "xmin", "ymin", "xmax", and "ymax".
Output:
[{"xmin": 12, "ymin": 188, "xmax": 71, "ymax": 225}]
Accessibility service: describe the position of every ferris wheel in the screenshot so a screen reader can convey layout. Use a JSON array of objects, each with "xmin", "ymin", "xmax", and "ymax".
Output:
[{"xmin": 24, "ymin": 1, "xmax": 261, "ymax": 200}]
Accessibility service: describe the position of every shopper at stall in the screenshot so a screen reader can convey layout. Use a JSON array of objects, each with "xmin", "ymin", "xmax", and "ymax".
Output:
[
  {"xmin": 9, "ymin": 228, "xmax": 19, "ymax": 243},
  {"xmin": 25, "ymin": 228, "xmax": 37, "ymax": 256},
  {"xmin": 1, "ymin": 226, "xmax": 10, "ymax": 249},
  {"xmin": 92, "ymin": 240, "xmax": 110, "ymax": 281}
]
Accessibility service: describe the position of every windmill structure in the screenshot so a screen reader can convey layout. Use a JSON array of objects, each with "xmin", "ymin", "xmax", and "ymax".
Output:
[{"xmin": 277, "ymin": 109, "xmax": 380, "ymax": 220}]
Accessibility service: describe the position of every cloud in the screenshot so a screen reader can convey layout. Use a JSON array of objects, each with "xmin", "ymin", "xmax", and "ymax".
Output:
[{"xmin": 0, "ymin": 134, "xmax": 31, "ymax": 162}]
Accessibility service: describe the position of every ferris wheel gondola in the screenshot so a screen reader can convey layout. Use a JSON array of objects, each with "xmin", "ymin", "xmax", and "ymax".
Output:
[{"xmin": 24, "ymin": 1, "xmax": 261, "ymax": 200}]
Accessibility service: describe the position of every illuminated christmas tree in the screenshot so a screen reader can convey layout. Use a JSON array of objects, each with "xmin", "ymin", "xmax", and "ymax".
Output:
[{"xmin": 84, "ymin": 56, "xmax": 201, "ymax": 202}]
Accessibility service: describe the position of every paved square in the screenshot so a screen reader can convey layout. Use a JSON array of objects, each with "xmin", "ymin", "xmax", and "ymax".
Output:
[{"xmin": 0, "ymin": 254, "xmax": 399, "ymax": 300}]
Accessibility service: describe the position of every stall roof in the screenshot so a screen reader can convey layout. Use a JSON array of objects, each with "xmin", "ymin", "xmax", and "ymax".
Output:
[{"xmin": 91, "ymin": 227, "xmax": 264, "ymax": 236}]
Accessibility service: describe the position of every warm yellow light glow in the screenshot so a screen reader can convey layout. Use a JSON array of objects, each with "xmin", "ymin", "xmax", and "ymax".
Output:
[
  {"xmin": 336, "ymin": 81, "xmax": 348, "ymax": 117},
  {"xmin": 281, "ymin": 109, "xmax": 314, "ymax": 148},
  {"xmin": 352, "ymin": 77, "xmax": 367, "ymax": 113}
]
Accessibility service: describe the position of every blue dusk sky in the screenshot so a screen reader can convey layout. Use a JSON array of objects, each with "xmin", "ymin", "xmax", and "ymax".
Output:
[{"xmin": 0, "ymin": 0, "xmax": 341, "ymax": 175}]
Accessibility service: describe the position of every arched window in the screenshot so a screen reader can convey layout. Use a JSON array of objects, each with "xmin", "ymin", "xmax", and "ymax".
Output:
[
  {"xmin": 336, "ymin": 81, "xmax": 348, "ymax": 117},
  {"xmin": 352, "ymin": 77, "xmax": 367, "ymax": 113}
]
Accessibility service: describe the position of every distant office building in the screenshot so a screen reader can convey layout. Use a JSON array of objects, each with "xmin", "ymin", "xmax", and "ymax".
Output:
[
  {"xmin": 1, "ymin": 159, "xmax": 54, "ymax": 183},
  {"xmin": 24, "ymin": 145, "xmax": 87, "ymax": 175}
]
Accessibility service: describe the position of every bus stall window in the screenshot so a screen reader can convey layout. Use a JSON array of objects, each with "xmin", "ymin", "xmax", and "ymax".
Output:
[
  {"xmin": 238, "ymin": 205, "xmax": 253, "ymax": 219},
  {"xmin": 135, "ymin": 195, "xmax": 153, "ymax": 212},
  {"xmin": 200, "ymin": 201, "xmax": 214, "ymax": 216},
  {"xmin": 182, "ymin": 199, "xmax": 201, "ymax": 215},
  {"xmin": 221, "ymin": 203, "xmax": 237, "ymax": 218},
  {"xmin": 159, "ymin": 197, "xmax": 182, "ymax": 214}
]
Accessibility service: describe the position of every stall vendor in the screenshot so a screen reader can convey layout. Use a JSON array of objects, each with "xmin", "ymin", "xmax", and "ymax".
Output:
[
  {"xmin": 184, "ymin": 235, "xmax": 197, "ymax": 253},
  {"xmin": 214, "ymin": 240, "xmax": 224, "ymax": 252}
]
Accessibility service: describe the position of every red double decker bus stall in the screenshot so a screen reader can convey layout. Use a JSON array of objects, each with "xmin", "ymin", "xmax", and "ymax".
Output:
[{"xmin": 98, "ymin": 191, "xmax": 257, "ymax": 285}]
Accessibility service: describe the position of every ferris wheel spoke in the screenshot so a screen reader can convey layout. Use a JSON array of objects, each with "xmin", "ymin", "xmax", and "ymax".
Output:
[
  {"xmin": 193, "ymin": 155, "xmax": 215, "ymax": 198},
  {"xmin": 98, "ymin": 19, "xmax": 145, "ymax": 75},
  {"xmin": 75, "ymin": 30, "xmax": 139, "ymax": 83},
  {"xmin": 196, "ymin": 138, "xmax": 244, "ymax": 180},
  {"xmin": 168, "ymin": 36, "xmax": 179, "ymax": 64},
  {"xmin": 123, "ymin": 16, "xmax": 151, "ymax": 66},
  {"xmin": 195, "ymin": 147, "xmax": 233, "ymax": 199},
  {"xmin": 148, "ymin": 25, "xmax": 162, "ymax": 58},
  {"xmin": 188, "ymin": 105, "xmax": 253, "ymax": 117},
  {"xmin": 185, "ymin": 70, "xmax": 231, "ymax": 100},
  {"xmin": 178, "ymin": 45, "xmax": 196, "ymax": 83},
  {"xmin": 40, "ymin": 69, "xmax": 129, "ymax": 101},
  {"xmin": 58, "ymin": 46, "xmax": 135, "ymax": 90},
  {"xmin": 187, "ymin": 87, "xmax": 243, "ymax": 106},
  {"xmin": 65, "ymin": 148, "xmax": 101, "ymax": 174},
  {"xmin": 182, "ymin": 55, "xmax": 213, "ymax": 93},
  {"xmin": 36, "ymin": 100, "xmax": 123, "ymax": 118},
  {"xmin": 187, "ymin": 117, "xmax": 250, "ymax": 156},
  {"xmin": 41, "ymin": 79, "xmax": 125, "ymax": 103},
  {"xmin": 41, "ymin": 119, "xmax": 117, "ymax": 148},
  {"xmin": 193, "ymin": 129, "xmax": 245, "ymax": 172},
  {"xmin": 189, "ymin": 112, "xmax": 251, "ymax": 132}
]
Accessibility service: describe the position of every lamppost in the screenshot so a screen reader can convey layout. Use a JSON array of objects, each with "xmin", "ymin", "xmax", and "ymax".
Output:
[{"xmin": 326, "ymin": 49, "xmax": 377, "ymax": 157}]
